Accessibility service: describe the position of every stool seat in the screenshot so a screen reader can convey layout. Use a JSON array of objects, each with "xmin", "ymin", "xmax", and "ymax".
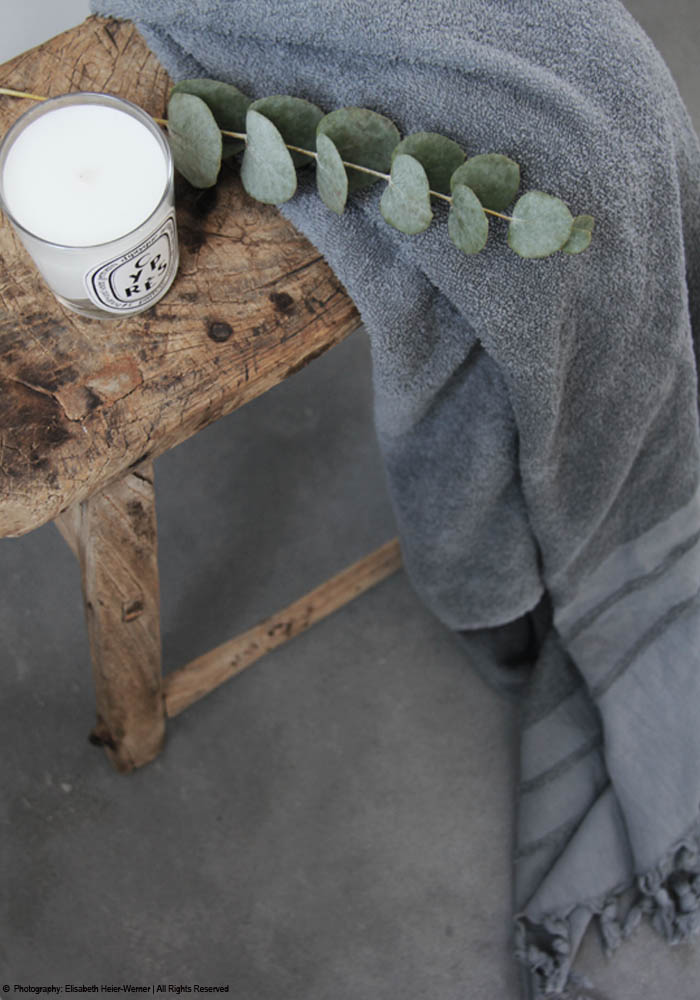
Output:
[
  {"xmin": 0, "ymin": 15, "xmax": 401, "ymax": 773},
  {"xmin": 0, "ymin": 17, "xmax": 360, "ymax": 539}
]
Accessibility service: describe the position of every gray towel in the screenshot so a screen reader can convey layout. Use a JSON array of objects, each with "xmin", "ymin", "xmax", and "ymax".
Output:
[{"xmin": 90, "ymin": 0, "xmax": 700, "ymax": 994}]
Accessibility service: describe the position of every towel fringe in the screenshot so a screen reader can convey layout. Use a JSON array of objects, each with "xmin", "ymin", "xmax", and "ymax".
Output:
[{"xmin": 514, "ymin": 814, "xmax": 700, "ymax": 997}]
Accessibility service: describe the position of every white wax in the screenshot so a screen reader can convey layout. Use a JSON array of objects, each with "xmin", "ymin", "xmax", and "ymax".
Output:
[{"xmin": 2, "ymin": 104, "xmax": 167, "ymax": 246}]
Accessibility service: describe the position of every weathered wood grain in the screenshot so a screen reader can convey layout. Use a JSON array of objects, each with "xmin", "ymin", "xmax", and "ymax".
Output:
[
  {"xmin": 54, "ymin": 499, "xmax": 81, "ymax": 558},
  {"xmin": 58, "ymin": 460, "xmax": 165, "ymax": 773},
  {"xmin": 0, "ymin": 16, "xmax": 361, "ymax": 539},
  {"xmin": 163, "ymin": 538, "xmax": 403, "ymax": 718}
]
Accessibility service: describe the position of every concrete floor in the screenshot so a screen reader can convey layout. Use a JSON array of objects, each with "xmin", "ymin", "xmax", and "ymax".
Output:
[{"xmin": 2, "ymin": 2, "xmax": 700, "ymax": 997}]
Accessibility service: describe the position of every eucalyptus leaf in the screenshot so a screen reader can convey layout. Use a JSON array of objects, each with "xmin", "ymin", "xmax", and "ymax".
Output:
[
  {"xmin": 391, "ymin": 132, "xmax": 465, "ymax": 195},
  {"xmin": 562, "ymin": 214, "xmax": 595, "ymax": 254},
  {"xmin": 316, "ymin": 132, "xmax": 348, "ymax": 214},
  {"xmin": 317, "ymin": 107, "xmax": 400, "ymax": 192},
  {"xmin": 167, "ymin": 91, "xmax": 222, "ymax": 188},
  {"xmin": 171, "ymin": 78, "xmax": 250, "ymax": 156},
  {"xmin": 448, "ymin": 184, "xmax": 489, "ymax": 254},
  {"xmin": 450, "ymin": 154, "xmax": 520, "ymax": 211},
  {"xmin": 240, "ymin": 108, "xmax": 297, "ymax": 205},
  {"xmin": 249, "ymin": 95, "xmax": 323, "ymax": 166},
  {"xmin": 380, "ymin": 154, "xmax": 433, "ymax": 235},
  {"xmin": 508, "ymin": 191, "xmax": 574, "ymax": 258}
]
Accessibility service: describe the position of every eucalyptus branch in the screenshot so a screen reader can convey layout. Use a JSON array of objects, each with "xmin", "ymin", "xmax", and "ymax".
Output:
[
  {"xmin": 0, "ymin": 83, "xmax": 593, "ymax": 258},
  {"xmin": 165, "ymin": 81, "xmax": 593, "ymax": 257}
]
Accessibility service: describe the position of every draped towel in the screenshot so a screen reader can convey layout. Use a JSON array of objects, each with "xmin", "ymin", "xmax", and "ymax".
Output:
[{"xmin": 90, "ymin": 0, "xmax": 700, "ymax": 994}]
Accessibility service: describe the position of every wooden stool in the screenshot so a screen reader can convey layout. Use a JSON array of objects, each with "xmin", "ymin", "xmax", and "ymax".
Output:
[{"xmin": 0, "ymin": 16, "xmax": 401, "ymax": 774}]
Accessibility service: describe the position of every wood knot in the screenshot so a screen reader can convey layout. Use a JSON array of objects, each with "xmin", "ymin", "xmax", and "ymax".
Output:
[
  {"xmin": 88, "ymin": 718, "xmax": 118, "ymax": 751},
  {"xmin": 269, "ymin": 292, "xmax": 294, "ymax": 313},
  {"xmin": 126, "ymin": 499, "xmax": 154, "ymax": 542},
  {"xmin": 208, "ymin": 321, "xmax": 233, "ymax": 342},
  {"xmin": 122, "ymin": 598, "xmax": 145, "ymax": 622}
]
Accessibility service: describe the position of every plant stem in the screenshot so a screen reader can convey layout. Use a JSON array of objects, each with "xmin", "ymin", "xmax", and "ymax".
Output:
[
  {"xmin": 222, "ymin": 128, "xmax": 248, "ymax": 141},
  {"xmin": 0, "ymin": 88, "xmax": 515, "ymax": 220},
  {"xmin": 0, "ymin": 86, "xmax": 47, "ymax": 102}
]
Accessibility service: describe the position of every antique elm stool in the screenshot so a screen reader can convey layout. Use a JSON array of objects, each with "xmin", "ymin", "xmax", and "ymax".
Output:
[{"xmin": 0, "ymin": 15, "xmax": 401, "ymax": 773}]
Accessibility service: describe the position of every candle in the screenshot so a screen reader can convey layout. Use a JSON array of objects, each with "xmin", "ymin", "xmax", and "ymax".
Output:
[{"xmin": 0, "ymin": 92, "xmax": 179, "ymax": 318}]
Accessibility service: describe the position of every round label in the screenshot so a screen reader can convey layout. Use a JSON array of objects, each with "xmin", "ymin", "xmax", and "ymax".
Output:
[{"xmin": 85, "ymin": 212, "xmax": 178, "ymax": 313}]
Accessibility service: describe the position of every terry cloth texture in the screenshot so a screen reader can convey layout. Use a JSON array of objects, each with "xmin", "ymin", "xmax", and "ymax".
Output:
[{"xmin": 90, "ymin": 0, "xmax": 700, "ymax": 995}]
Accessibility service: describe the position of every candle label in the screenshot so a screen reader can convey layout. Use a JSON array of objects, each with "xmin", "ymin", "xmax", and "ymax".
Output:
[{"xmin": 85, "ymin": 213, "xmax": 177, "ymax": 313}]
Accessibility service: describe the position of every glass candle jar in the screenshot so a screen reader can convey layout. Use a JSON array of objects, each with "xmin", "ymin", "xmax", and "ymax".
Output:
[{"xmin": 0, "ymin": 91, "xmax": 179, "ymax": 319}]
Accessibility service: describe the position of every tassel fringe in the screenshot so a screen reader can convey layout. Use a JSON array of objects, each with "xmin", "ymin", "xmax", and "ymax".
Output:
[{"xmin": 514, "ymin": 816, "xmax": 700, "ymax": 998}]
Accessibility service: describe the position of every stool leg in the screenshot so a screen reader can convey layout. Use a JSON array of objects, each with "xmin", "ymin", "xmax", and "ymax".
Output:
[{"xmin": 56, "ymin": 460, "xmax": 165, "ymax": 773}]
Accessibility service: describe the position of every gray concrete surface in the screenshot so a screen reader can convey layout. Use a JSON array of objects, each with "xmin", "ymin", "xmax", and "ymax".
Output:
[{"xmin": 1, "ymin": 2, "xmax": 699, "ymax": 997}]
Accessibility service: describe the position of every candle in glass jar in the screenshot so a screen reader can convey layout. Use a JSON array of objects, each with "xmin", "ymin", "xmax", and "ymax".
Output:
[{"xmin": 0, "ymin": 92, "xmax": 179, "ymax": 318}]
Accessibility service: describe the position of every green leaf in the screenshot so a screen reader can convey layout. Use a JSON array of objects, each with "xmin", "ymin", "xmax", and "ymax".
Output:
[
  {"xmin": 240, "ymin": 108, "xmax": 297, "ymax": 205},
  {"xmin": 167, "ymin": 92, "xmax": 222, "ymax": 188},
  {"xmin": 379, "ymin": 154, "xmax": 433, "ymax": 235},
  {"xmin": 508, "ymin": 191, "xmax": 574, "ymax": 258},
  {"xmin": 450, "ymin": 154, "xmax": 520, "ymax": 211},
  {"xmin": 316, "ymin": 132, "xmax": 348, "ymax": 214},
  {"xmin": 317, "ymin": 107, "xmax": 400, "ymax": 192},
  {"xmin": 249, "ymin": 95, "xmax": 324, "ymax": 167},
  {"xmin": 391, "ymin": 132, "xmax": 465, "ymax": 195},
  {"xmin": 447, "ymin": 184, "xmax": 488, "ymax": 254},
  {"xmin": 562, "ymin": 214, "xmax": 595, "ymax": 254},
  {"xmin": 171, "ymin": 78, "xmax": 251, "ymax": 157}
]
